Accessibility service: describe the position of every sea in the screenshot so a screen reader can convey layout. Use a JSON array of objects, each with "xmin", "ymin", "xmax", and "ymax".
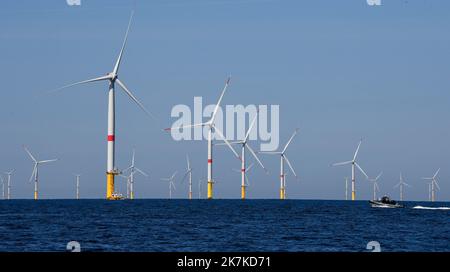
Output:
[{"xmin": 0, "ymin": 199, "xmax": 448, "ymax": 252}]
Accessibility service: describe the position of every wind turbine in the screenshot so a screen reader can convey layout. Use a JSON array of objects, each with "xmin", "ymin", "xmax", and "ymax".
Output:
[
  {"xmin": 74, "ymin": 174, "xmax": 81, "ymax": 200},
  {"xmin": 367, "ymin": 172, "xmax": 383, "ymax": 201},
  {"xmin": 161, "ymin": 171, "xmax": 177, "ymax": 199},
  {"xmin": 394, "ymin": 172, "xmax": 410, "ymax": 201},
  {"xmin": 23, "ymin": 145, "xmax": 57, "ymax": 200},
  {"xmin": 4, "ymin": 170, "xmax": 13, "ymax": 200},
  {"xmin": 181, "ymin": 155, "xmax": 193, "ymax": 200},
  {"xmin": 422, "ymin": 168, "xmax": 441, "ymax": 202},
  {"xmin": 259, "ymin": 129, "xmax": 299, "ymax": 200},
  {"xmin": 0, "ymin": 175, "xmax": 4, "ymax": 200},
  {"xmin": 332, "ymin": 139, "xmax": 368, "ymax": 201},
  {"xmin": 217, "ymin": 112, "xmax": 267, "ymax": 199},
  {"xmin": 165, "ymin": 77, "xmax": 241, "ymax": 199},
  {"xmin": 119, "ymin": 173, "xmax": 131, "ymax": 198},
  {"xmin": 122, "ymin": 149, "xmax": 149, "ymax": 200},
  {"xmin": 198, "ymin": 179, "xmax": 203, "ymax": 199},
  {"xmin": 53, "ymin": 11, "xmax": 154, "ymax": 200}
]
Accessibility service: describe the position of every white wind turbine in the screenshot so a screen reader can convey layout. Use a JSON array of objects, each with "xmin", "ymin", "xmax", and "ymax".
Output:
[
  {"xmin": 259, "ymin": 129, "xmax": 299, "ymax": 200},
  {"xmin": 23, "ymin": 146, "xmax": 57, "ymax": 200},
  {"xmin": 122, "ymin": 149, "xmax": 149, "ymax": 200},
  {"xmin": 161, "ymin": 171, "xmax": 177, "ymax": 199},
  {"xmin": 0, "ymin": 175, "xmax": 4, "ymax": 200},
  {"xmin": 4, "ymin": 170, "xmax": 13, "ymax": 200},
  {"xmin": 52, "ymin": 11, "xmax": 154, "ymax": 200},
  {"xmin": 394, "ymin": 172, "xmax": 410, "ymax": 201},
  {"xmin": 367, "ymin": 172, "xmax": 383, "ymax": 201},
  {"xmin": 422, "ymin": 168, "xmax": 441, "ymax": 202},
  {"xmin": 181, "ymin": 155, "xmax": 193, "ymax": 200},
  {"xmin": 74, "ymin": 174, "xmax": 81, "ymax": 200},
  {"xmin": 165, "ymin": 77, "xmax": 241, "ymax": 199},
  {"xmin": 332, "ymin": 140, "xmax": 368, "ymax": 201},
  {"xmin": 217, "ymin": 112, "xmax": 267, "ymax": 199}
]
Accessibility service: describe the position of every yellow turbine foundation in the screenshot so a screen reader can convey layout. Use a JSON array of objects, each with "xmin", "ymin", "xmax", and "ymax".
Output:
[
  {"xmin": 207, "ymin": 181, "xmax": 213, "ymax": 199},
  {"xmin": 34, "ymin": 191, "xmax": 38, "ymax": 200},
  {"xmin": 106, "ymin": 172, "xmax": 115, "ymax": 200},
  {"xmin": 352, "ymin": 191, "xmax": 356, "ymax": 201},
  {"xmin": 189, "ymin": 192, "xmax": 192, "ymax": 200},
  {"xmin": 280, "ymin": 188, "xmax": 285, "ymax": 200},
  {"xmin": 241, "ymin": 185, "xmax": 246, "ymax": 200},
  {"xmin": 130, "ymin": 191, "xmax": 134, "ymax": 200}
]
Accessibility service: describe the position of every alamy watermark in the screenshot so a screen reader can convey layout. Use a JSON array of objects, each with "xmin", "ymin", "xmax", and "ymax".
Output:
[
  {"xmin": 66, "ymin": 0, "xmax": 81, "ymax": 6},
  {"xmin": 168, "ymin": 97, "xmax": 280, "ymax": 152}
]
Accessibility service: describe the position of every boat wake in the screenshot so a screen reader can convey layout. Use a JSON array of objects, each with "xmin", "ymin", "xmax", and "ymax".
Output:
[{"xmin": 413, "ymin": 206, "xmax": 450, "ymax": 210}]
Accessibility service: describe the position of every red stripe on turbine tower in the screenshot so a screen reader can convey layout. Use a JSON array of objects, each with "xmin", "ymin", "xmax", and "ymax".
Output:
[
  {"xmin": 241, "ymin": 169, "xmax": 246, "ymax": 172},
  {"xmin": 107, "ymin": 135, "xmax": 115, "ymax": 141},
  {"xmin": 208, "ymin": 159, "xmax": 213, "ymax": 164}
]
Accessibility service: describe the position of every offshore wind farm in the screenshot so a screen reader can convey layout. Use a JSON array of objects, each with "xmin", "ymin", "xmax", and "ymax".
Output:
[{"xmin": 0, "ymin": 1, "xmax": 449, "ymax": 252}]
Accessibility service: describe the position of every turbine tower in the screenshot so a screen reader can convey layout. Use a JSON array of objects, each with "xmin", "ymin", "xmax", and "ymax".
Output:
[
  {"xmin": 367, "ymin": 172, "xmax": 383, "ymax": 201},
  {"xmin": 23, "ymin": 145, "xmax": 57, "ymax": 200},
  {"xmin": 53, "ymin": 11, "xmax": 153, "ymax": 200},
  {"xmin": 165, "ymin": 77, "xmax": 240, "ymax": 199},
  {"xmin": 332, "ymin": 139, "xmax": 368, "ymax": 201},
  {"xmin": 123, "ymin": 149, "xmax": 148, "ymax": 200},
  {"xmin": 217, "ymin": 112, "xmax": 267, "ymax": 199},
  {"xmin": 181, "ymin": 155, "xmax": 193, "ymax": 200},
  {"xmin": 394, "ymin": 172, "xmax": 410, "ymax": 201},
  {"xmin": 74, "ymin": 174, "xmax": 81, "ymax": 200},
  {"xmin": 4, "ymin": 170, "xmax": 13, "ymax": 200},
  {"xmin": 0, "ymin": 176, "xmax": 4, "ymax": 200},
  {"xmin": 161, "ymin": 172, "xmax": 177, "ymax": 199},
  {"xmin": 260, "ymin": 129, "xmax": 299, "ymax": 200},
  {"xmin": 422, "ymin": 168, "xmax": 441, "ymax": 202}
]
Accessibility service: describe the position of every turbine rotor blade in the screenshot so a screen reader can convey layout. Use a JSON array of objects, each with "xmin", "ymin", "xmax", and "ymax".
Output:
[
  {"xmin": 283, "ymin": 155, "xmax": 297, "ymax": 178},
  {"xmin": 165, "ymin": 122, "xmax": 207, "ymax": 132},
  {"xmin": 116, "ymin": 79, "xmax": 158, "ymax": 121},
  {"xmin": 247, "ymin": 144, "xmax": 267, "ymax": 173},
  {"xmin": 210, "ymin": 77, "xmax": 231, "ymax": 125},
  {"xmin": 213, "ymin": 126, "xmax": 241, "ymax": 160},
  {"xmin": 353, "ymin": 139, "xmax": 362, "ymax": 161},
  {"xmin": 434, "ymin": 180, "xmax": 441, "ymax": 191},
  {"xmin": 332, "ymin": 160, "xmax": 353, "ymax": 167},
  {"xmin": 433, "ymin": 168, "xmax": 441, "ymax": 179},
  {"xmin": 355, "ymin": 162, "xmax": 369, "ymax": 179},
  {"xmin": 135, "ymin": 167, "xmax": 149, "ymax": 177},
  {"xmin": 23, "ymin": 145, "xmax": 37, "ymax": 162},
  {"xmin": 282, "ymin": 128, "xmax": 299, "ymax": 154},
  {"xmin": 29, "ymin": 164, "xmax": 37, "ymax": 183},
  {"xmin": 50, "ymin": 75, "xmax": 112, "ymax": 94},
  {"xmin": 38, "ymin": 159, "xmax": 58, "ymax": 164},
  {"xmin": 244, "ymin": 111, "xmax": 258, "ymax": 143},
  {"xmin": 375, "ymin": 171, "xmax": 383, "ymax": 181},
  {"xmin": 113, "ymin": 10, "xmax": 134, "ymax": 75}
]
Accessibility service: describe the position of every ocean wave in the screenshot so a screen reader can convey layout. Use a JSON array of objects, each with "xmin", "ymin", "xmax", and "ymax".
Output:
[{"xmin": 413, "ymin": 206, "xmax": 450, "ymax": 210}]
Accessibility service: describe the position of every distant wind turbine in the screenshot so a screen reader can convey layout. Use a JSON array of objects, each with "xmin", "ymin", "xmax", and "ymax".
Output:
[
  {"xmin": 181, "ymin": 155, "xmax": 193, "ymax": 200},
  {"xmin": 260, "ymin": 129, "xmax": 299, "ymax": 200},
  {"xmin": 161, "ymin": 172, "xmax": 177, "ymax": 199},
  {"xmin": 332, "ymin": 139, "xmax": 368, "ymax": 201},
  {"xmin": 0, "ymin": 175, "xmax": 4, "ymax": 200},
  {"xmin": 422, "ymin": 168, "xmax": 441, "ymax": 202},
  {"xmin": 74, "ymin": 174, "xmax": 81, "ymax": 200},
  {"xmin": 217, "ymin": 111, "xmax": 267, "ymax": 199},
  {"xmin": 122, "ymin": 149, "xmax": 149, "ymax": 200},
  {"xmin": 165, "ymin": 77, "xmax": 240, "ymax": 200},
  {"xmin": 367, "ymin": 172, "xmax": 383, "ymax": 201},
  {"xmin": 4, "ymin": 170, "xmax": 13, "ymax": 200},
  {"xmin": 394, "ymin": 172, "xmax": 411, "ymax": 201},
  {"xmin": 23, "ymin": 145, "xmax": 57, "ymax": 200}
]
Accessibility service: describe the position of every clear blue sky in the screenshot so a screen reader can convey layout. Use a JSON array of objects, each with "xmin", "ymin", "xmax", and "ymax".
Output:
[{"xmin": 0, "ymin": 0, "xmax": 449, "ymax": 200}]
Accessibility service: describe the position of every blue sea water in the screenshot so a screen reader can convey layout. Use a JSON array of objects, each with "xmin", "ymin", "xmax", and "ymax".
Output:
[{"xmin": 0, "ymin": 200, "xmax": 448, "ymax": 252}]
